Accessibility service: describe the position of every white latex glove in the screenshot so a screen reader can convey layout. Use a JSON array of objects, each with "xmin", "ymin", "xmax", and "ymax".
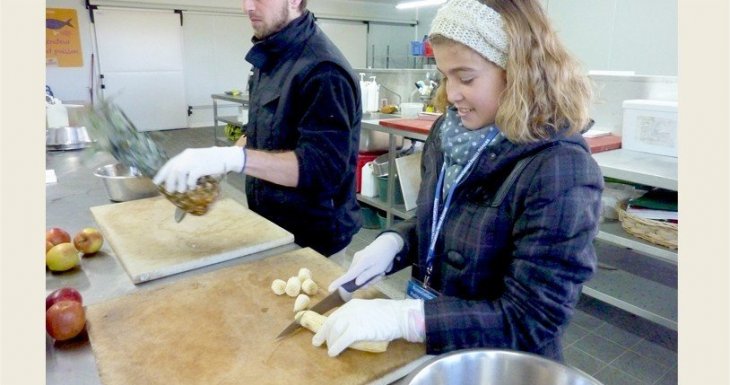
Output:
[
  {"xmin": 328, "ymin": 232, "xmax": 404, "ymax": 293},
  {"xmin": 312, "ymin": 298, "xmax": 425, "ymax": 357},
  {"xmin": 153, "ymin": 146, "xmax": 245, "ymax": 193}
]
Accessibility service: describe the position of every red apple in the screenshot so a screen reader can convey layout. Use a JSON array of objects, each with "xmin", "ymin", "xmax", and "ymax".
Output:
[
  {"xmin": 46, "ymin": 243, "xmax": 80, "ymax": 272},
  {"xmin": 46, "ymin": 287, "xmax": 83, "ymax": 310},
  {"xmin": 46, "ymin": 227, "xmax": 71, "ymax": 247},
  {"xmin": 46, "ymin": 300, "xmax": 86, "ymax": 341},
  {"xmin": 46, "ymin": 240, "xmax": 54, "ymax": 253},
  {"xmin": 73, "ymin": 227, "xmax": 104, "ymax": 255}
]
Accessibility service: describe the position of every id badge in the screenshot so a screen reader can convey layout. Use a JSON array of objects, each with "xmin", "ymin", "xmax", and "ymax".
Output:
[{"xmin": 406, "ymin": 278, "xmax": 440, "ymax": 300}]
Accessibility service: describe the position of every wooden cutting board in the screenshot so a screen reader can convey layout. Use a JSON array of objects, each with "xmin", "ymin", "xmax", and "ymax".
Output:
[
  {"xmin": 85, "ymin": 248, "xmax": 426, "ymax": 385},
  {"xmin": 90, "ymin": 196, "xmax": 294, "ymax": 283}
]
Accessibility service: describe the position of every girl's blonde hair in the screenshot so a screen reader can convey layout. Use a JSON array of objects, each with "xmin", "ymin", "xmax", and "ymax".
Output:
[{"xmin": 431, "ymin": 0, "xmax": 592, "ymax": 143}]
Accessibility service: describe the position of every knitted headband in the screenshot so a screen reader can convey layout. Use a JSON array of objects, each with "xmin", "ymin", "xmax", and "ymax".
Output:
[{"xmin": 428, "ymin": 0, "xmax": 508, "ymax": 69}]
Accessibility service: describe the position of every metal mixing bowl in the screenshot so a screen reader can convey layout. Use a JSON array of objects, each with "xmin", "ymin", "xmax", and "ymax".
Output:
[
  {"xmin": 403, "ymin": 349, "xmax": 602, "ymax": 385},
  {"xmin": 94, "ymin": 163, "xmax": 160, "ymax": 202}
]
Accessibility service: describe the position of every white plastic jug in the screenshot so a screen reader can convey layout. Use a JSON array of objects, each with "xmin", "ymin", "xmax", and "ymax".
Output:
[
  {"xmin": 367, "ymin": 76, "xmax": 380, "ymax": 112},
  {"xmin": 361, "ymin": 161, "xmax": 378, "ymax": 197},
  {"xmin": 46, "ymin": 96, "xmax": 69, "ymax": 128},
  {"xmin": 359, "ymin": 73, "xmax": 369, "ymax": 113}
]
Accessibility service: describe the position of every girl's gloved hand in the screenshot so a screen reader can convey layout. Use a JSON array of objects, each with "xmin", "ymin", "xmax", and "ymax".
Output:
[
  {"xmin": 312, "ymin": 298, "xmax": 425, "ymax": 357},
  {"xmin": 327, "ymin": 232, "xmax": 404, "ymax": 293}
]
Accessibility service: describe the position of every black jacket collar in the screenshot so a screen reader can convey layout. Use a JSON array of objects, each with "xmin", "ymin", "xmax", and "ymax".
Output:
[{"xmin": 245, "ymin": 11, "xmax": 316, "ymax": 70}]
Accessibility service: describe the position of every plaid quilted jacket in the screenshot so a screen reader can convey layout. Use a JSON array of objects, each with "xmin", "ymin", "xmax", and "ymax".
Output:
[{"xmin": 390, "ymin": 117, "xmax": 603, "ymax": 361}]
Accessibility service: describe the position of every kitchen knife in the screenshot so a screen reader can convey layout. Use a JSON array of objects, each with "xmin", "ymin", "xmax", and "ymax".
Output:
[
  {"xmin": 275, "ymin": 277, "xmax": 374, "ymax": 340},
  {"xmin": 174, "ymin": 207, "xmax": 186, "ymax": 223}
]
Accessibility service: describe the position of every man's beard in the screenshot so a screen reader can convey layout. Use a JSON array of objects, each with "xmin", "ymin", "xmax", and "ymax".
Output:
[{"xmin": 253, "ymin": 2, "xmax": 290, "ymax": 39}]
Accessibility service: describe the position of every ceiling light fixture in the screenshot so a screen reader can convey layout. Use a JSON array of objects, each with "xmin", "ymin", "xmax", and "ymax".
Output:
[{"xmin": 395, "ymin": 0, "xmax": 447, "ymax": 10}]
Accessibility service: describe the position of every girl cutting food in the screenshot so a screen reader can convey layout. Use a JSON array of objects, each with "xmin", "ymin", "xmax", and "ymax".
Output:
[{"xmin": 316, "ymin": 0, "xmax": 603, "ymax": 361}]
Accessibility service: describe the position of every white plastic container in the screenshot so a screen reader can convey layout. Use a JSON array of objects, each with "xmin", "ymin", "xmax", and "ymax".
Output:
[
  {"xmin": 367, "ymin": 76, "xmax": 380, "ymax": 112},
  {"xmin": 400, "ymin": 102, "xmax": 424, "ymax": 118},
  {"xmin": 361, "ymin": 162, "xmax": 378, "ymax": 197},
  {"xmin": 46, "ymin": 97, "xmax": 69, "ymax": 128},
  {"xmin": 621, "ymin": 99, "xmax": 678, "ymax": 157},
  {"xmin": 359, "ymin": 73, "xmax": 369, "ymax": 113}
]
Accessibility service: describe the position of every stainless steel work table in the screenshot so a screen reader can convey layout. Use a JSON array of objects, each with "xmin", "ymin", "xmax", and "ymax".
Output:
[
  {"xmin": 45, "ymin": 148, "xmax": 298, "ymax": 385},
  {"xmin": 45, "ymin": 146, "xmax": 425, "ymax": 385}
]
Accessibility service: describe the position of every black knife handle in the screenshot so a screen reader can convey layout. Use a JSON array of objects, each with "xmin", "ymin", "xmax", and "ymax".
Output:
[{"xmin": 340, "ymin": 275, "xmax": 379, "ymax": 293}]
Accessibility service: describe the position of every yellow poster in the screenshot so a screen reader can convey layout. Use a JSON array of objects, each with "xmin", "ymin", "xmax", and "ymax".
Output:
[{"xmin": 46, "ymin": 8, "xmax": 83, "ymax": 67}]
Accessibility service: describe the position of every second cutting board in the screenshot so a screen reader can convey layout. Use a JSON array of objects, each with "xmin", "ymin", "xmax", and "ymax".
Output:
[
  {"xmin": 90, "ymin": 196, "xmax": 294, "ymax": 283},
  {"xmin": 85, "ymin": 247, "xmax": 427, "ymax": 385}
]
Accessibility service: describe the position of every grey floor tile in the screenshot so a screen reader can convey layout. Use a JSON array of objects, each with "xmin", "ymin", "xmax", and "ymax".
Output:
[
  {"xmin": 594, "ymin": 322, "xmax": 643, "ymax": 349},
  {"xmin": 573, "ymin": 334, "xmax": 626, "ymax": 364},
  {"xmin": 577, "ymin": 296, "xmax": 677, "ymax": 353},
  {"xmin": 631, "ymin": 339, "xmax": 678, "ymax": 369},
  {"xmin": 328, "ymin": 249, "xmax": 351, "ymax": 269},
  {"xmin": 654, "ymin": 366, "xmax": 678, "ymax": 385},
  {"xmin": 594, "ymin": 365, "xmax": 649, "ymax": 385},
  {"xmin": 564, "ymin": 345, "xmax": 607, "ymax": 376},
  {"xmin": 611, "ymin": 350, "xmax": 669, "ymax": 384},
  {"xmin": 571, "ymin": 309, "xmax": 605, "ymax": 332},
  {"xmin": 354, "ymin": 227, "xmax": 380, "ymax": 243},
  {"xmin": 346, "ymin": 238, "xmax": 370, "ymax": 255},
  {"xmin": 563, "ymin": 322, "xmax": 590, "ymax": 347}
]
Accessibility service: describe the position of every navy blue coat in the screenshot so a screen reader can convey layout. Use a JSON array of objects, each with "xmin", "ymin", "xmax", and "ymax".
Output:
[
  {"xmin": 390, "ymin": 115, "xmax": 603, "ymax": 361},
  {"xmin": 244, "ymin": 12, "xmax": 362, "ymax": 256}
]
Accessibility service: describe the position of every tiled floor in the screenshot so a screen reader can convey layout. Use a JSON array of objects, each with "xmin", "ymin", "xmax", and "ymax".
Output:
[{"xmin": 152, "ymin": 126, "xmax": 678, "ymax": 385}]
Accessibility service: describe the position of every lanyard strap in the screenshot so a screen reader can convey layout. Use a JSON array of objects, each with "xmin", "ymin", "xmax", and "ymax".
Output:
[{"xmin": 424, "ymin": 126, "xmax": 499, "ymax": 287}]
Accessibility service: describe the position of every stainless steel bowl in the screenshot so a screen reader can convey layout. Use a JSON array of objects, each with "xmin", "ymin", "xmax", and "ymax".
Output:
[
  {"xmin": 93, "ymin": 163, "xmax": 160, "ymax": 202},
  {"xmin": 403, "ymin": 349, "xmax": 602, "ymax": 385},
  {"xmin": 371, "ymin": 153, "xmax": 391, "ymax": 177},
  {"xmin": 46, "ymin": 126, "xmax": 94, "ymax": 151}
]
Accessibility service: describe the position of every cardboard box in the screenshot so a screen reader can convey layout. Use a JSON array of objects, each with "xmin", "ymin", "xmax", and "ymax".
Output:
[{"xmin": 621, "ymin": 99, "xmax": 678, "ymax": 157}]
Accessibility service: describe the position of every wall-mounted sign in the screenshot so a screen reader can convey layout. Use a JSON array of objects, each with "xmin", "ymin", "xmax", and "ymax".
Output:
[{"xmin": 46, "ymin": 8, "xmax": 83, "ymax": 67}]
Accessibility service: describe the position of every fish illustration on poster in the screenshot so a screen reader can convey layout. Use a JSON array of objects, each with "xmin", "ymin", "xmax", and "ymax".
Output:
[{"xmin": 46, "ymin": 8, "xmax": 83, "ymax": 67}]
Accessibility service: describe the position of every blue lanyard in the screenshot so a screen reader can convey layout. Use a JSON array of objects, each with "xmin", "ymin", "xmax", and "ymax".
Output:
[{"xmin": 424, "ymin": 126, "xmax": 499, "ymax": 288}]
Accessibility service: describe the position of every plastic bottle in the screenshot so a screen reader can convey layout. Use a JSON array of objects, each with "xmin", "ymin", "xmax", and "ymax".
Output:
[
  {"xmin": 367, "ymin": 76, "xmax": 380, "ymax": 112},
  {"xmin": 359, "ymin": 73, "xmax": 369, "ymax": 113},
  {"xmin": 422, "ymin": 35, "xmax": 433, "ymax": 58},
  {"xmin": 361, "ymin": 162, "xmax": 377, "ymax": 197}
]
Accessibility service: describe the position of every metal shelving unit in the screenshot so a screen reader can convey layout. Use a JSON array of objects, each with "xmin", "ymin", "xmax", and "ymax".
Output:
[
  {"xmin": 211, "ymin": 93, "xmax": 249, "ymax": 146},
  {"xmin": 588, "ymin": 148, "xmax": 678, "ymax": 330},
  {"xmin": 359, "ymin": 119, "xmax": 428, "ymax": 226}
]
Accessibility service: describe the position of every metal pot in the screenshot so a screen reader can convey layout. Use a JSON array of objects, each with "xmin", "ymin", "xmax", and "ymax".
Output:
[
  {"xmin": 46, "ymin": 126, "xmax": 94, "ymax": 151},
  {"xmin": 94, "ymin": 163, "xmax": 160, "ymax": 202},
  {"xmin": 403, "ymin": 349, "xmax": 602, "ymax": 385}
]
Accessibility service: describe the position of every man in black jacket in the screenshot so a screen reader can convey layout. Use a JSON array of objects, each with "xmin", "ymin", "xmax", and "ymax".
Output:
[{"xmin": 154, "ymin": 0, "xmax": 362, "ymax": 257}]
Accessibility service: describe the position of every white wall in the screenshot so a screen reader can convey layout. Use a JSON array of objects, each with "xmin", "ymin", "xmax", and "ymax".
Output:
[
  {"xmin": 545, "ymin": 0, "xmax": 677, "ymax": 76},
  {"xmin": 414, "ymin": 0, "xmax": 678, "ymax": 76}
]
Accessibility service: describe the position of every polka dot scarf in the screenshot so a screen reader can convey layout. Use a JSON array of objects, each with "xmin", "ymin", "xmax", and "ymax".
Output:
[{"xmin": 439, "ymin": 107, "xmax": 499, "ymax": 196}]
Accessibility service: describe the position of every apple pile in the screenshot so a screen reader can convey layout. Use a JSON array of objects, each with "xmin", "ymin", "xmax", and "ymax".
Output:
[
  {"xmin": 46, "ymin": 227, "xmax": 104, "ymax": 272},
  {"xmin": 46, "ymin": 287, "xmax": 86, "ymax": 341}
]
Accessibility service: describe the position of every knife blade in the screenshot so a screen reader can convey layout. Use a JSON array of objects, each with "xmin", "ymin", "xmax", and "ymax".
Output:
[
  {"xmin": 275, "ymin": 277, "xmax": 373, "ymax": 340},
  {"xmin": 174, "ymin": 207, "xmax": 186, "ymax": 223}
]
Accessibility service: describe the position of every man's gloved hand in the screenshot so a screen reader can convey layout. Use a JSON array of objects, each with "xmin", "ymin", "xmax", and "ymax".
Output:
[
  {"xmin": 153, "ymin": 146, "xmax": 245, "ymax": 193},
  {"xmin": 312, "ymin": 298, "xmax": 425, "ymax": 357},
  {"xmin": 328, "ymin": 232, "xmax": 404, "ymax": 293}
]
